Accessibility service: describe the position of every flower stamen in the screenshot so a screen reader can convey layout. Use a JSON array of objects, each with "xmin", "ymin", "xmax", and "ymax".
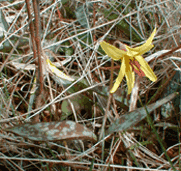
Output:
[{"xmin": 129, "ymin": 60, "xmax": 145, "ymax": 77}]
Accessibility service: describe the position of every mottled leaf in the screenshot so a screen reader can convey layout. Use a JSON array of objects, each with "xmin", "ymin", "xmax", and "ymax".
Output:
[
  {"xmin": 6, "ymin": 121, "xmax": 97, "ymax": 142},
  {"xmin": 107, "ymin": 92, "xmax": 178, "ymax": 134}
]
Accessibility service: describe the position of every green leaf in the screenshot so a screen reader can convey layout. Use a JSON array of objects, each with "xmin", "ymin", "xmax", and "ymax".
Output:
[
  {"xmin": 100, "ymin": 3, "xmax": 143, "ymax": 42},
  {"xmin": 61, "ymin": 94, "xmax": 93, "ymax": 120}
]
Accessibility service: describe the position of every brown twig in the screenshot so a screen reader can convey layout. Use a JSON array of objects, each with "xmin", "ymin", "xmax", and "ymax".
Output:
[
  {"xmin": 25, "ymin": 0, "xmax": 37, "ymax": 62},
  {"xmin": 25, "ymin": 0, "xmax": 44, "ymax": 122},
  {"xmin": 32, "ymin": 0, "xmax": 43, "ymax": 93}
]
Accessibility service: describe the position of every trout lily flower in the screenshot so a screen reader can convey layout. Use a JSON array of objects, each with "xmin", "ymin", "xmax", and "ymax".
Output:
[
  {"xmin": 10, "ymin": 51, "xmax": 74, "ymax": 93},
  {"xmin": 100, "ymin": 28, "xmax": 157, "ymax": 94}
]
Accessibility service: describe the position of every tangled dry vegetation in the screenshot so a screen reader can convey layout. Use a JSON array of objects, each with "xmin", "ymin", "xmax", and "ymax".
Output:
[{"xmin": 0, "ymin": 0, "xmax": 181, "ymax": 170}]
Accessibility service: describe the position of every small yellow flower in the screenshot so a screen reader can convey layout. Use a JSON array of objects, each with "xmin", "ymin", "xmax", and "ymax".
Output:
[
  {"xmin": 100, "ymin": 28, "xmax": 157, "ymax": 94},
  {"xmin": 46, "ymin": 58, "xmax": 74, "ymax": 82}
]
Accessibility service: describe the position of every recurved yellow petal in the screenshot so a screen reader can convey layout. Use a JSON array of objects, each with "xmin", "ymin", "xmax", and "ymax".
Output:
[
  {"xmin": 135, "ymin": 55, "xmax": 157, "ymax": 82},
  {"xmin": 127, "ymin": 28, "xmax": 156, "ymax": 55},
  {"xmin": 110, "ymin": 57, "xmax": 126, "ymax": 93},
  {"xmin": 100, "ymin": 41, "xmax": 126, "ymax": 61},
  {"xmin": 125, "ymin": 60, "xmax": 135, "ymax": 94},
  {"xmin": 46, "ymin": 59, "xmax": 74, "ymax": 82},
  {"xmin": 127, "ymin": 44, "xmax": 154, "ymax": 56}
]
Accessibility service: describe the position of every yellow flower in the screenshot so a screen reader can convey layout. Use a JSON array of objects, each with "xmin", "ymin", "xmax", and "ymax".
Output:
[
  {"xmin": 100, "ymin": 28, "xmax": 157, "ymax": 94},
  {"xmin": 46, "ymin": 58, "xmax": 74, "ymax": 82}
]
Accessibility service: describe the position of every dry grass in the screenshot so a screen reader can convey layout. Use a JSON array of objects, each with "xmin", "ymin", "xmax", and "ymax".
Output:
[{"xmin": 0, "ymin": 0, "xmax": 181, "ymax": 170}]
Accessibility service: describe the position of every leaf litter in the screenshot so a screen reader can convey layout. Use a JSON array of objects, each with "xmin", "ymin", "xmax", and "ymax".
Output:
[{"xmin": 0, "ymin": 0, "xmax": 181, "ymax": 170}]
